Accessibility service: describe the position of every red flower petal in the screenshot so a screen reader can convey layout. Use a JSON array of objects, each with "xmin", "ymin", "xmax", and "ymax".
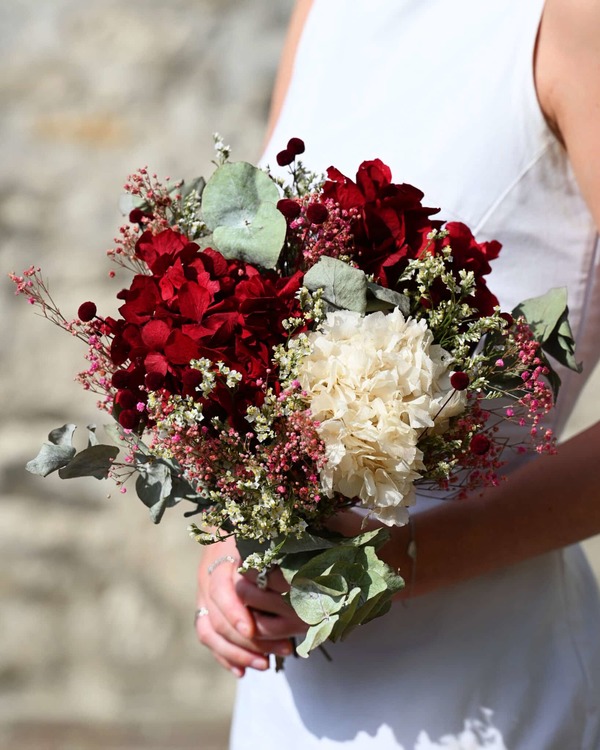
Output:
[
  {"xmin": 141, "ymin": 319, "xmax": 171, "ymax": 350},
  {"xmin": 179, "ymin": 281, "xmax": 211, "ymax": 321},
  {"xmin": 164, "ymin": 330, "xmax": 199, "ymax": 365},
  {"xmin": 145, "ymin": 351, "xmax": 168, "ymax": 376}
]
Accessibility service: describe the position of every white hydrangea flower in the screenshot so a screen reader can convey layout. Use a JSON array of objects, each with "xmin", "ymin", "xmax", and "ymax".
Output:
[{"xmin": 297, "ymin": 308, "xmax": 466, "ymax": 525}]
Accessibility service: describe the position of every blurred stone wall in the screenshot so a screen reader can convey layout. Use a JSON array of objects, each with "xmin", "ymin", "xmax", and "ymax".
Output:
[
  {"xmin": 2, "ymin": 2, "xmax": 600, "ymax": 749},
  {"xmin": 0, "ymin": 1, "xmax": 293, "ymax": 747}
]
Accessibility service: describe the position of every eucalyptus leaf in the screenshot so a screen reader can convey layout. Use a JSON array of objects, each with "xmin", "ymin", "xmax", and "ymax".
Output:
[
  {"xmin": 86, "ymin": 424, "xmax": 99, "ymax": 447},
  {"xmin": 290, "ymin": 545, "xmax": 361, "ymax": 584},
  {"xmin": 542, "ymin": 316, "xmax": 580, "ymax": 373},
  {"xmin": 513, "ymin": 287, "xmax": 581, "ymax": 374},
  {"xmin": 211, "ymin": 202, "xmax": 286, "ymax": 268},
  {"xmin": 303, "ymin": 256, "xmax": 368, "ymax": 313},
  {"xmin": 330, "ymin": 586, "xmax": 364, "ymax": 641},
  {"xmin": 181, "ymin": 175, "xmax": 206, "ymax": 201},
  {"xmin": 277, "ymin": 532, "xmax": 338, "ymax": 556},
  {"xmin": 279, "ymin": 530, "xmax": 406, "ymax": 655},
  {"xmin": 103, "ymin": 422, "xmax": 125, "ymax": 447},
  {"xmin": 352, "ymin": 589, "xmax": 394, "ymax": 627},
  {"xmin": 48, "ymin": 424, "xmax": 77, "ymax": 448},
  {"xmin": 135, "ymin": 457, "xmax": 174, "ymax": 523},
  {"xmin": 366, "ymin": 281, "xmax": 410, "ymax": 315},
  {"xmin": 26, "ymin": 424, "xmax": 77, "ymax": 477},
  {"xmin": 290, "ymin": 575, "xmax": 348, "ymax": 625},
  {"xmin": 345, "ymin": 527, "xmax": 391, "ymax": 551},
  {"xmin": 201, "ymin": 162, "xmax": 286, "ymax": 269},
  {"xmin": 296, "ymin": 617, "xmax": 339, "ymax": 658},
  {"xmin": 58, "ymin": 444, "xmax": 120, "ymax": 480},
  {"xmin": 279, "ymin": 551, "xmax": 319, "ymax": 585}
]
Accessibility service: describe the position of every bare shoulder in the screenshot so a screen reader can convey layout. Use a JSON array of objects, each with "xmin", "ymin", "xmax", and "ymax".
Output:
[
  {"xmin": 536, "ymin": 0, "xmax": 600, "ymax": 227},
  {"xmin": 536, "ymin": 0, "xmax": 600, "ymax": 121}
]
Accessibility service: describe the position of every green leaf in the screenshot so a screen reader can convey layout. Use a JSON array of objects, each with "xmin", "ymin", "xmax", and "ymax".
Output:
[
  {"xmin": 329, "ymin": 586, "xmax": 364, "ymax": 641},
  {"xmin": 26, "ymin": 424, "xmax": 77, "ymax": 477},
  {"xmin": 513, "ymin": 287, "xmax": 581, "ymax": 374},
  {"xmin": 303, "ymin": 256, "xmax": 368, "ymax": 313},
  {"xmin": 277, "ymin": 530, "xmax": 405, "ymax": 656},
  {"xmin": 352, "ymin": 589, "xmax": 394, "ymax": 628},
  {"xmin": 366, "ymin": 282, "xmax": 410, "ymax": 315},
  {"xmin": 277, "ymin": 532, "xmax": 337, "ymax": 556},
  {"xmin": 86, "ymin": 424, "xmax": 99, "ymax": 447},
  {"xmin": 344, "ymin": 527, "xmax": 391, "ymax": 551},
  {"xmin": 290, "ymin": 574, "xmax": 348, "ymax": 625},
  {"xmin": 181, "ymin": 175, "xmax": 206, "ymax": 201},
  {"xmin": 201, "ymin": 162, "xmax": 286, "ymax": 269},
  {"xmin": 135, "ymin": 457, "xmax": 174, "ymax": 523},
  {"xmin": 295, "ymin": 616, "xmax": 339, "ymax": 658},
  {"xmin": 48, "ymin": 424, "xmax": 77, "ymax": 448},
  {"xmin": 543, "ymin": 315, "xmax": 580, "ymax": 373},
  {"xmin": 291, "ymin": 546, "xmax": 360, "ymax": 583},
  {"xmin": 279, "ymin": 551, "xmax": 317, "ymax": 585},
  {"xmin": 58, "ymin": 444, "xmax": 120, "ymax": 480}
]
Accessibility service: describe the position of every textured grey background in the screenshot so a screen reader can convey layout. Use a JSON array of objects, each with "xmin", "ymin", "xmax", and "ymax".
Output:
[
  {"xmin": 1, "ymin": 2, "xmax": 600, "ymax": 749},
  {"xmin": 0, "ymin": 2, "xmax": 293, "ymax": 748}
]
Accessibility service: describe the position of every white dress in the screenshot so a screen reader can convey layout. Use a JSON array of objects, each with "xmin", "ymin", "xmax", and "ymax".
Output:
[{"xmin": 231, "ymin": 1, "xmax": 600, "ymax": 748}]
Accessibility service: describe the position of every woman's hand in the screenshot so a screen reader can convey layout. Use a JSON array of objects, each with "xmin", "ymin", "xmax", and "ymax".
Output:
[
  {"xmin": 195, "ymin": 539, "xmax": 295, "ymax": 677},
  {"xmin": 237, "ymin": 567, "xmax": 308, "ymax": 641}
]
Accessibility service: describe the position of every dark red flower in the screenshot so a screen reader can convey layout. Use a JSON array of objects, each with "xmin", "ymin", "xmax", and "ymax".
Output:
[
  {"xmin": 277, "ymin": 198, "xmax": 302, "ymax": 221},
  {"xmin": 129, "ymin": 208, "xmax": 153, "ymax": 225},
  {"xmin": 470, "ymin": 434, "xmax": 492, "ymax": 455},
  {"xmin": 276, "ymin": 149, "xmax": 294, "ymax": 167},
  {"xmin": 306, "ymin": 202, "xmax": 329, "ymax": 225},
  {"xmin": 103, "ymin": 227, "xmax": 303, "ymax": 433},
  {"xmin": 112, "ymin": 370, "xmax": 130, "ymax": 389},
  {"xmin": 450, "ymin": 371, "xmax": 470, "ymax": 391},
  {"xmin": 78, "ymin": 301, "xmax": 97, "ymax": 322},
  {"xmin": 322, "ymin": 160, "xmax": 442, "ymax": 290},
  {"xmin": 145, "ymin": 371, "xmax": 164, "ymax": 391},
  {"xmin": 287, "ymin": 137, "xmax": 305, "ymax": 156},
  {"xmin": 118, "ymin": 409, "xmax": 140, "ymax": 430}
]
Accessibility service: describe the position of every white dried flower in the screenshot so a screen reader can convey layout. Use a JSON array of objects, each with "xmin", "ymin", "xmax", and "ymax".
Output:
[{"xmin": 297, "ymin": 309, "xmax": 466, "ymax": 525}]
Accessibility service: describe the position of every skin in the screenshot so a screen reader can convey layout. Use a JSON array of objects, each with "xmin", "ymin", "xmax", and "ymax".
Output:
[{"xmin": 196, "ymin": 0, "xmax": 600, "ymax": 677}]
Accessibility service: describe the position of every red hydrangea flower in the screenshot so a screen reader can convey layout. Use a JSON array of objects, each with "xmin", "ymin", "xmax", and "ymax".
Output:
[
  {"xmin": 104, "ymin": 228, "xmax": 304, "ymax": 430},
  {"xmin": 322, "ymin": 160, "xmax": 501, "ymax": 318},
  {"xmin": 322, "ymin": 159, "xmax": 442, "ymax": 289}
]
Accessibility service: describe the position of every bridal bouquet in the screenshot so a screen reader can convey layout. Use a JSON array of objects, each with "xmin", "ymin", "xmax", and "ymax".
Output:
[{"xmin": 11, "ymin": 136, "xmax": 579, "ymax": 656}]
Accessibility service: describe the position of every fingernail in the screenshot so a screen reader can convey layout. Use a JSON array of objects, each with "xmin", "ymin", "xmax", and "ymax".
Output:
[
  {"xmin": 273, "ymin": 643, "xmax": 292, "ymax": 657},
  {"xmin": 231, "ymin": 667, "xmax": 244, "ymax": 678},
  {"xmin": 251, "ymin": 657, "xmax": 268, "ymax": 670},
  {"xmin": 236, "ymin": 621, "xmax": 251, "ymax": 637}
]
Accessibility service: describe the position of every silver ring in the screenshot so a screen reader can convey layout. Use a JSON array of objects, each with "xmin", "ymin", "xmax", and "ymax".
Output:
[
  {"xmin": 194, "ymin": 607, "xmax": 209, "ymax": 625},
  {"xmin": 207, "ymin": 555, "xmax": 237, "ymax": 575},
  {"xmin": 256, "ymin": 569, "xmax": 269, "ymax": 590}
]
